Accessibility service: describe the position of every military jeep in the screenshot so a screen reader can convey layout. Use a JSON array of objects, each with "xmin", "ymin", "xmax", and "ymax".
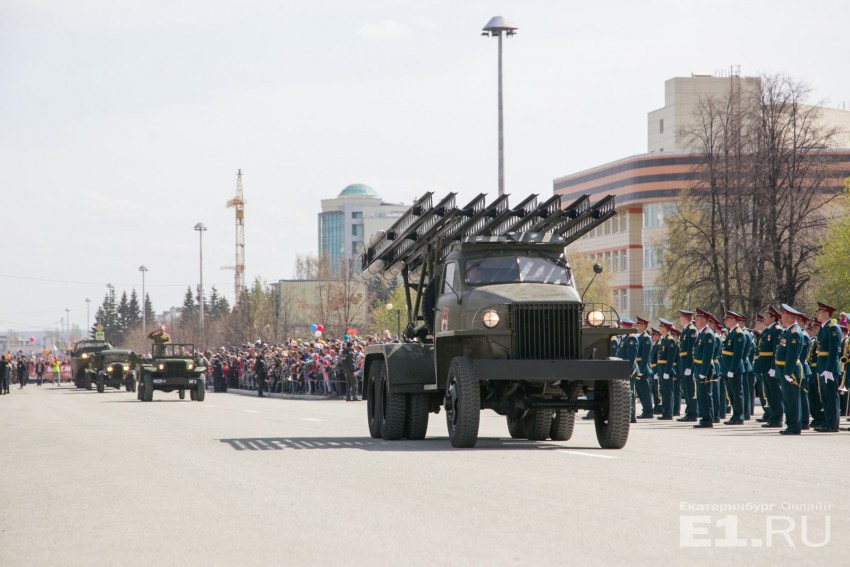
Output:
[
  {"xmin": 70, "ymin": 339, "xmax": 113, "ymax": 388},
  {"xmin": 137, "ymin": 343, "xmax": 207, "ymax": 402}
]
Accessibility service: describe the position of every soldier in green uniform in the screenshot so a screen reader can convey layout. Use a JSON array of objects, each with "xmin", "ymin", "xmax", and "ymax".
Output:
[
  {"xmin": 676, "ymin": 310, "xmax": 699, "ymax": 422},
  {"xmin": 619, "ymin": 318, "xmax": 640, "ymax": 423},
  {"xmin": 148, "ymin": 324, "xmax": 172, "ymax": 356},
  {"xmin": 669, "ymin": 326, "xmax": 682, "ymax": 416},
  {"xmin": 634, "ymin": 317, "xmax": 655, "ymax": 419},
  {"xmin": 649, "ymin": 327, "xmax": 662, "ymax": 414},
  {"xmin": 692, "ymin": 309, "xmax": 716, "ymax": 428},
  {"xmin": 814, "ymin": 302, "xmax": 842, "ymax": 432},
  {"xmin": 806, "ymin": 319, "xmax": 824, "ymax": 429},
  {"xmin": 709, "ymin": 315, "xmax": 726, "ymax": 422},
  {"xmin": 656, "ymin": 319, "xmax": 677, "ymax": 420},
  {"xmin": 775, "ymin": 305, "xmax": 805, "ymax": 435},
  {"xmin": 795, "ymin": 313, "xmax": 813, "ymax": 430},
  {"xmin": 720, "ymin": 310, "xmax": 746, "ymax": 425},
  {"xmin": 838, "ymin": 322, "xmax": 850, "ymax": 422},
  {"xmin": 739, "ymin": 315, "xmax": 756, "ymax": 420},
  {"xmin": 759, "ymin": 306, "xmax": 785, "ymax": 428}
]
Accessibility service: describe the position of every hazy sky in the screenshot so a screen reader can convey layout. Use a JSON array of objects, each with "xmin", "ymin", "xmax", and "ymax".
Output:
[{"xmin": 2, "ymin": 0, "xmax": 848, "ymax": 334}]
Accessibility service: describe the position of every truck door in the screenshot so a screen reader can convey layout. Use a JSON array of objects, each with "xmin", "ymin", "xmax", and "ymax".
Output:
[{"xmin": 435, "ymin": 262, "xmax": 460, "ymax": 333}]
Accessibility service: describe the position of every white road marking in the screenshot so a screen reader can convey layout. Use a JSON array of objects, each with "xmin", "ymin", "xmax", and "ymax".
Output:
[
  {"xmin": 559, "ymin": 450, "xmax": 618, "ymax": 460},
  {"xmin": 302, "ymin": 418, "xmax": 322, "ymax": 422},
  {"xmin": 246, "ymin": 410, "xmax": 259, "ymax": 414}
]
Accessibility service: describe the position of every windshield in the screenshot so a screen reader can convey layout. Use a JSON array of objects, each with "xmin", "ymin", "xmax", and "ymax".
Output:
[
  {"xmin": 465, "ymin": 256, "xmax": 571, "ymax": 286},
  {"xmin": 104, "ymin": 354, "xmax": 131, "ymax": 364}
]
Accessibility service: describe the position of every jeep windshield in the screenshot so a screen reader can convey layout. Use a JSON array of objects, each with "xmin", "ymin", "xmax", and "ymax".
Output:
[
  {"xmin": 152, "ymin": 344, "xmax": 194, "ymax": 357},
  {"xmin": 465, "ymin": 255, "xmax": 571, "ymax": 286}
]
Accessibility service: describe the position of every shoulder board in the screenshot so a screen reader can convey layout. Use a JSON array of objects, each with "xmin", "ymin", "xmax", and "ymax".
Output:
[{"xmin": 734, "ymin": 327, "xmax": 741, "ymax": 334}]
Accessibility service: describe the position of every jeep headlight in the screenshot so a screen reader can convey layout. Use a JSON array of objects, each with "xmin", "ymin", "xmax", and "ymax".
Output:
[
  {"xmin": 587, "ymin": 309, "xmax": 605, "ymax": 327},
  {"xmin": 122, "ymin": 364, "xmax": 129, "ymax": 371},
  {"xmin": 81, "ymin": 353, "xmax": 89, "ymax": 359},
  {"xmin": 187, "ymin": 362, "xmax": 194, "ymax": 371},
  {"xmin": 482, "ymin": 309, "xmax": 500, "ymax": 328},
  {"xmin": 106, "ymin": 365, "xmax": 113, "ymax": 372},
  {"xmin": 157, "ymin": 363, "xmax": 165, "ymax": 371}
]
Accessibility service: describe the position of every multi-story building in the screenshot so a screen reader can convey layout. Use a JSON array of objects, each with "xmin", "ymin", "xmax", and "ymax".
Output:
[
  {"xmin": 555, "ymin": 74, "xmax": 850, "ymax": 322},
  {"xmin": 318, "ymin": 184, "xmax": 409, "ymax": 272}
]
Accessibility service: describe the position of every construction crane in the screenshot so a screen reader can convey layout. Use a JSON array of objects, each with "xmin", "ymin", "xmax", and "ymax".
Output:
[{"xmin": 223, "ymin": 169, "xmax": 246, "ymax": 301}]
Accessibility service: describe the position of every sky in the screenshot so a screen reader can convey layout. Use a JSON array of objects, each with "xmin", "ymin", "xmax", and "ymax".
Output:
[{"xmin": 2, "ymin": 0, "xmax": 849, "ymax": 335}]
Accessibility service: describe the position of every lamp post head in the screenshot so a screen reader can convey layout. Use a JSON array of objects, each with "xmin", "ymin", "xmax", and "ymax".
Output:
[
  {"xmin": 482, "ymin": 15, "xmax": 518, "ymax": 37},
  {"xmin": 139, "ymin": 265, "xmax": 148, "ymax": 272},
  {"xmin": 194, "ymin": 222, "xmax": 207, "ymax": 232}
]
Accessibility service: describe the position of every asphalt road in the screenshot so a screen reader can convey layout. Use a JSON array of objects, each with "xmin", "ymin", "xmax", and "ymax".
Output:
[{"xmin": 1, "ymin": 384, "xmax": 847, "ymax": 566}]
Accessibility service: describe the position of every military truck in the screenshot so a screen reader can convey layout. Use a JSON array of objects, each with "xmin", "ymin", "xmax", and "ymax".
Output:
[
  {"xmin": 70, "ymin": 339, "xmax": 114, "ymax": 388},
  {"xmin": 360, "ymin": 192, "xmax": 631, "ymax": 448},
  {"xmin": 91, "ymin": 350, "xmax": 137, "ymax": 393},
  {"xmin": 137, "ymin": 343, "xmax": 206, "ymax": 402}
]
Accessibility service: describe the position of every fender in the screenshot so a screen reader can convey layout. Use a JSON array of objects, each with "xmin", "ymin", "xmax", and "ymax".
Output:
[{"xmin": 363, "ymin": 343, "xmax": 436, "ymax": 398}]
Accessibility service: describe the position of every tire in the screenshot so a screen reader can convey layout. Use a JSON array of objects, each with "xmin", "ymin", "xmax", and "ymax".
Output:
[
  {"xmin": 523, "ymin": 409, "xmax": 552, "ymax": 441},
  {"xmin": 179, "ymin": 389, "xmax": 185, "ymax": 400},
  {"xmin": 137, "ymin": 381, "xmax": 143, "ymax": 400},
  {"xmin": 380, "ymin": 369, "xmax": 407, "ymax": 440},
  {"xmin": 190, "ymin": 388, "xmax": 197, "ymax": 401},
  {"xmin": 444, "ymin": 357, "xmax": 480, "ymax": 448},
  {"xmin": 506, "ymin": 412, "xmax": 527, "ymax": 439},
  {"xmin": 366, "ymin": 361, "xmax": 384, "ymax": 439},
  {"xmin": 142, "ymin": 375, "xmax": 153, "ymax": 402},
  {"xmin": 594, "ymin": 380, "xmax": 631, "ymax": 449},
  {"xmin": 550, "ymin": 409, "xmax": 576, "ymax": 441},
  {"xmin": 83, "ymin": 372, "xmax": 93, "ymax": 391},
  {"xmin": 404, "ymin": 393, "xmax": 429, "ymax": 440},
  {"xmin": 196, "ymin": 383, "xmax": 205, "ymax": 402},
  {"xmin": 96, "ymin": 378, "xmax": 104, "ymax": 393}
]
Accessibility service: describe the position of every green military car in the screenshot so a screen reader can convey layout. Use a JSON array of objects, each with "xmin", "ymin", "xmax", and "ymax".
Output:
[
  {"xmin": 70, "ymin": 339, "xmax": 114, "ymax": 389},
  {"xmin": 137, "ymin": 343, "xmax": 207, "ymax": 402}
]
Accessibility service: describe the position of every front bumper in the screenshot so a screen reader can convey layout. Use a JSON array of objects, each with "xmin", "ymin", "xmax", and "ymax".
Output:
[{"xmin": 472, "ymin": 358, "xmax": 630, "ymax": 382}]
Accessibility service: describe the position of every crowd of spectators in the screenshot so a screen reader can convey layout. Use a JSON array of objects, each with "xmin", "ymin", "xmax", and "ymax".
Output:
[{"xmin": 200, "ymin": 331, "xmax": 401, "ymax": 398}]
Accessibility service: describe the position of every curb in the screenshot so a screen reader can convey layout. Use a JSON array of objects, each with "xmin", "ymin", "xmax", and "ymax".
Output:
[{"xmin": 223, "ymin": 388, "xmax": 351, "ymax": 401}]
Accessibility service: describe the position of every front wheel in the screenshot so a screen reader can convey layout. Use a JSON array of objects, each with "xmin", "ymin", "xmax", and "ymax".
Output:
[
  {"xmin": 179, "ymin": 389, "xmax": 185, "ymax": 400},
  {"xmin": 96, "ymin": 377, "xmax": 104, "ymax": 393},
  {"xmin": 594, "ymin": 380, "xmax": 631, "ymax": 449},
  {"xmin": 142, "ymin": 375, "xmax": 153, "ymax": 402},
  {"xmin": 196, "ymin": 382, "xmax": 205, "ymax": 402},
  {"xmin": 444, "ymin": 357, "xmax": 480, "ymax": 448}
]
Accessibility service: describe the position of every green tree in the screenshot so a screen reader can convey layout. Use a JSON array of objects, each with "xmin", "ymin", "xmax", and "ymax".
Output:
[{"xmin": 813, "ymin": 201, "xmax": 850, "ymax": 308}]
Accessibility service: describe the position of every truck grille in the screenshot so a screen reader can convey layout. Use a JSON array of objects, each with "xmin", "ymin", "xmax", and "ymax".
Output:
[
  {"xmin": 165, "ymin": 362, "xmax": 186, "ymax": 377},
  {"xmin": 509, "ymin": 303, "xmax": 581, "ymax": 360}
]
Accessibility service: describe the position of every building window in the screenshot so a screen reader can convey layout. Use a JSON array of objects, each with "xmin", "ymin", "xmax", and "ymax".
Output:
[
  {"xmin": 643, "ymin": 202, "xmax": 678, "ymax": 229},
  {"xmin": 643, "ymin": 287, "xmax": 663, "ymax": 321},
  {"xmin": 643, "ymin": 246, "xmax": 663, "ymax": 269},
  {"xmin": 613, "ymin": 289, "xmax": 629, "ymax": 314},
  {"xmin": 659, "ymin": 119, "xmax": 664, "ymax": 133},
  {"xmin": 351, "ymin": 211, "xmax": 363, "ymax": 220},
  {"xmin": 352, "ymin": 224, "xmax": 364, "ymax": 237},
  {"xmin": 619, "ymin": 211, "xmax": 628, "ymax": 233}
]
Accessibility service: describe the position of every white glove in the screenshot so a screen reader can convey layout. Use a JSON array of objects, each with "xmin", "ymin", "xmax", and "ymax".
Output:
[
  {"xmin": 727, "ymin": 371, "xmax": 733, "ymax": 378},
  {"xmin": 822, "ymin": 371, "xmax": 834, "ymax": 382},
  {"xmin": 784, "ymin": 375, "xmax": 793, "ymax": 383},
  {"xmin": 768, "ymin": 369, "xmax": 775, "ymax": 377},
  {"xmin": 663, "ymin": 373, "xmax": 670, "ymax": 380},
  {"xmin": 699, "ymin": 375, "xmax": 706, "ymax": 380},
  {"xmin": 684, "ymin": 368, "xmax": 692, "ymax": 376}
]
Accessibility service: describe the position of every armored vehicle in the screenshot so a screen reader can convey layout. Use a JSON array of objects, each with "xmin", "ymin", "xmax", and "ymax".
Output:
[
  {"xmin": 137, "ymin": 343, "xmax": 206, "ymax": 402},
  {"xmin": 360, "ymin": 192, "xmax": 631, "ymax": 448},
  {"xmin": 70, "ymin": 339, "xmax": 114, "ymax": 388}
]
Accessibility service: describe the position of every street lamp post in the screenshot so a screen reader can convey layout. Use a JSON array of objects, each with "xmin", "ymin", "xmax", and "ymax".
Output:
[
  {"xmin": 85, "ymin": 298, "xmax": 91, "ymax": 337},
  {"xmin": 138, "ymin": 265, "xmax": 148, "ymax": 337},
  {"xmin": 65, "ymin": 308, "xmax": 70, "ymax": 345},
  {"xmin": 482, "ymin": 15, "xmax": 518, "ymax": 197},
  {"xmin": 194, "ymin": 223, "xmax": 207, "ymax": 348}
]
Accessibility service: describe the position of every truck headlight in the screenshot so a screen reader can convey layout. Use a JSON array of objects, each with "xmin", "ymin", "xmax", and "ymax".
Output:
[
  {"xmin": 586, "ymin": 309, "xmax": 605, "ymax": 327},
  {"xmin": 106, "ymin": 365, "xmax": 113, "ymax": 372},
  {"xmin": 482, "ymin": 309, "xmax": 500, "ymax": 328},
  {"xmin": 187, "ymin": 363, "xmax": 194, "ymax": 371},
  {"xmin": 157, "ymin": 363, "xmax": 165, "ymax": 371}
]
